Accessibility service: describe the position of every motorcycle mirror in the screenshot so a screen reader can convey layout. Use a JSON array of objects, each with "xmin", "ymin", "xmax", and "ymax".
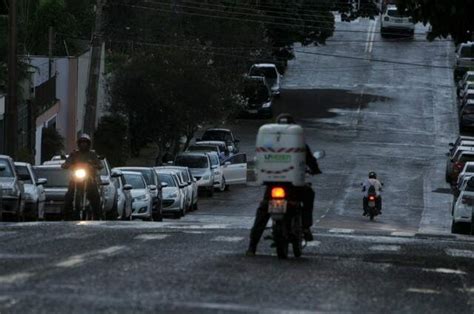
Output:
[
  {"xmin": 123, "ymin": 184, "xmax": 133, "ymax": 191},
  {"xmin": 0, "ymin": 165, "xmax": 6, "ymax": 171},
  {"xmin": 313, "ymin": 150, "xmax": 326, "ymax": 160},
  {"xmin": 161, "ymin": 182, "xmax": 169, "ymax": 188},
  {"xmin": 100, "ymin": 179, "xmax": 110, "ymax": 186}
]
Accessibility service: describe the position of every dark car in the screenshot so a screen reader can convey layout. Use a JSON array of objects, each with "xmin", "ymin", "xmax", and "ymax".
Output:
[
  {"xmin": 460, "ymin": 100, "xmax": 474, "ymax": 132},
  {"xmin": 241, "ymin": 76, "xmax": 273, "ymax": 118},
  {"xmin": 115, "ymin": 167, "xmax": 163, "ymax": 221},
  {"xmin": 199, "ymin": 128, "xmax": 240, "ymax": 153},
  {"xmin": 33, "ymin": 165, "xmax": 70, "ymax": 220}
]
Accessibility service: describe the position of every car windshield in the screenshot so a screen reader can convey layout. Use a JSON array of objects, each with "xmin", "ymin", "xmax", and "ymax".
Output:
[
  {"xmin": 460, "ymin": 155, "xmax": 474, "ymax": 162},
  {"xmin": 387, "ymin": 8, "xmax": 409, "ymax": 18},
  {"xmin": 123, "ymin": 173, "xmax": 146, "ymax": 189},
  {"xmin": 0, "ymin": 159, "xmax": 14, "ymax": 178},
  {"xmin": 202, "ymin": 130, "xmax": 232, "ymax": 142},
  {"xmin": 244, "ymin": 83, "xmax": 270, "ymax": 104},
  {"xmin": 15, "ymin": 165, "xmax": 32, "ymax": 184},
  {"xmin": 100, "ymin": 160, "xmax": 108, "ymax": 176},
  {"xmin": 188, "ymin": 145, "xmax": 218, "ymax": 152},
  {"xmin": 249, "ymin": 66, "xmax": 277, "ymax": 79},
  {"xmin": 34, "ymin": 168, "xmax": 70, "ymax": 188},
  {"xmin": 175, "ymin": 155, "xmax": 209, "ymax": 168},
  {"xmin": 209, "ymin": 154, "xmax": 219, "ymax": 166},
  {"xmin": 460, "ymin": 46, "xmax": 474, "ymax": 58},
  {"xmin": 467, "ymin": 165, "xmax": 474, "ymax": 172},
  {"xmin": 158, "ymin": 173, "xmax": 177, "ymax": 187},
  {"xmin": 120, "ymin": 168, "xmax": 153, "ymax": 185}
]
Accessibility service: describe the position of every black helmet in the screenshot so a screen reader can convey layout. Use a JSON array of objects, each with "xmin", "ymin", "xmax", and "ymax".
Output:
[
  {"xmin": 276, "ymin": 113, "xmax": 295, "ymax": 124},
  {"xmin": 369, "ymin": 171, "xmax": 377, "ymax": 179}
]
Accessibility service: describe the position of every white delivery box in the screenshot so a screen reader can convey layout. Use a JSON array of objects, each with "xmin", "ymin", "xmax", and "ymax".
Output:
[{"xmin": 256, "ymin": 124, "xmax": 306, "ymax": 186}]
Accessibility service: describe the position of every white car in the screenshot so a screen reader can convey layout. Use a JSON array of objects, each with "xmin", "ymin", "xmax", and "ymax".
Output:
[
  {"xmin": 110, "ymin": 169, "xmax": 133, "ymax": 220},
  {"xmin": 188, "ymin": 140, "xmax": 232, "ymax": 159},
  {"xmin": 175, "ymin": 153, "xmax": 215, "ymax": 197},
  {"xmin": 222, "ymin": 153, "xmax": 248, "ymax": 186},
  {"xmin": 380, "ymin": 5, "xmax": 414, "ymax": 37},
  {"xmin": 459, "ymin": 82, "xmax": 474, "ymax": 100},
  {"xmin": 15, "ymin": 162, "xmax": 47, "ymax": 221},
  {"xmin": 156, "ymin": 167, "xmax": 192, "ymax": 211},
  {"xmin": 157, "ymin": 166, "xmax": 198, "ymax": 211},
  {"xmin": 452, "ymin": 191, "xmax": 474, "ymax": 234},
  {"xmin": 455, "ymin": 42, "xmax": 474, "ymax": 81},
  {"xmin": 248, "ymin": 63, "xmax": 282, "ymax": 96},
  {"xmin": 458, "ymin": 72, "xmax": 474, "ymax": 96},
  {"xmin": 155, "ymin": 170, "xmax": 186, "ymax": 218},
  {"xmin": 457, "ymin": 162, "xmax": 474, "ymax": 188},
  {"xmin": 122, "ymin": 171, "xmax": 153, "ymax": 221},
  {"xmin": 0, "ymin": 155, "xmax": 25, "ymax": 221},
  {"xmin": 207, "ymin": 151, "xmax": 226, "ymax": 192}
]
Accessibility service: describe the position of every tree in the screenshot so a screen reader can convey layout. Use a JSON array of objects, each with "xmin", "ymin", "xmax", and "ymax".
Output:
[
  {"xmin": 41, "ymin": 126, "xmax": 64, "ymax": 162},
  {"xmin": 94, "ymin": 115, "xmax": 129, "ymax": 167},
  {"xmin": 397, "ymin": 0, "xmax": 474, "ymax": 44}
]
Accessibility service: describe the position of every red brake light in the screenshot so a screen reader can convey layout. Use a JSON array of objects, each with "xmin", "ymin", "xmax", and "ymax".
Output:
[
  {"xmin": 369, "ymin": 196, "xmax": 376, "ymax": 201},
  {"xmin": 455, "ymin": 162, "xmax": 465, "ymax": 170},
  {"xmin": 271, "ymin": 187, "xmax": 286, "ymax": 199}
]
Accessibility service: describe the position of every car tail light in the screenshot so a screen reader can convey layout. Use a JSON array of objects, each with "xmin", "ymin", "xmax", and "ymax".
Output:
[
  {"xmin": 368, "ymin": 195, "xmax": 376, "ymax": 201},
  {"xmin": 455, "ymin": 162, "xmax": 465, "ymax": 171},
  {"xmin": 271, "ymin": 187, "xmax": 286, "ymax": 199}
]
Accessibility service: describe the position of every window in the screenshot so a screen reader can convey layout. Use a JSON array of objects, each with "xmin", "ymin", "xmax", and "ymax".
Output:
[
  {"xmin": 158, "ymin": 173, "xmax": 177, "ymax": 187},
  {"xmin": 249, "ymin": 66, "xmax": 278, "ymax": 79},
  {"xmin": 229, "ymin": 154, "xmax": 247, "ymax": 164},
  {"xmin": 123, "ymin": 173, "xmax": 146, "ymax": 189},
  {"xmin": 33, "ymin": 167, "xmax": 70, "ymax": 188},
  {"xmin": 0, "ymin": 159, "xmax": 14, "ymax": 178},
  {"xmin": 460, "ymin": 46, "xmax": 474, "ymax": 59},
  {"xmin": 15, "ymin": 165, "xmax": 32, "ymax": 184},
  {"xmin": 175, "ymin": 155, "xmax": 209, "ymax": 168},
  {"xmin": 120, "ymin": 168, "xmax": 153, "ymax": 185}
]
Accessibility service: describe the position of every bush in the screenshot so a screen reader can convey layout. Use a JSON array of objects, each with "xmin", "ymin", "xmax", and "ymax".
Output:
[
  {"xmin": 94, "ymin": 114, "xmax": 128, "ymax": 167},
  {"xmin": 41, "ymin": 127, "xmax": 64, "ymax": 163}
]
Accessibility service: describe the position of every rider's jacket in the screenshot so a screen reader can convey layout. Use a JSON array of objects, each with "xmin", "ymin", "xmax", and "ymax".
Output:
[
  {"xmin": 362, "ymin": 178, "xmax": 383, "ymax": 197},
  {"xmin": 62, "ymin": 150, "xmax": 103, "ymax": 181}
]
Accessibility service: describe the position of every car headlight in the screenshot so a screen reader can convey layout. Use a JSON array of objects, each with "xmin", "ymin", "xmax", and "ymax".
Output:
[
  {"xmin": 202, "ymin": 175, "xmax": 210, "ymax": 181},
  {"xmin": 262, "ymin": 101, "xmax": 272, "ymax": 108},
  {"xmin": 214, "ymin": 170, "xmax": 221, "ymax": 175},
  {"xmin": 2, "ymin": 187, "xmax": 17, "ymax": 197},
  {"xmin": 134, "ymin": 194, "xmax": 149, "ymax": 202},
  {"xmin": 167, "ymin": 192, "xmax": 178, "ymax": 199}
]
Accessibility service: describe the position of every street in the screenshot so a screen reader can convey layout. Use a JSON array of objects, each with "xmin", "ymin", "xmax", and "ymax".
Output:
[{"xmin": 2, "ymin": 16, "xmax": 472, "ymax": 313}]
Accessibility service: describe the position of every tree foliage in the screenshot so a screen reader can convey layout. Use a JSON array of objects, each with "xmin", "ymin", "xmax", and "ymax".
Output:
[
  {"xmin": 398, "ymin": 0, "xmax": 474, "ymax": 44},
  {"xmin": 41, "ymin": 126, "xmax": 64, "ymax": 162},
  {"xmin": 94, "ymin": 114, "xmax": 129, "ymax": 167}
]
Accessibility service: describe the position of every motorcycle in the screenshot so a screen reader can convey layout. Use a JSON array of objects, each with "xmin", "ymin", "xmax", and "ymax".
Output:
[
  {"xmin": 71, "ymin": 163, "xmax": 96, "ymax": 220},
  {"xmin": 267, "ymin": 184, "xmax": 304, "ymax": 259},
  {"xmin": 364, "ymin": 185, "xmax": 381, "ymax": 221}
]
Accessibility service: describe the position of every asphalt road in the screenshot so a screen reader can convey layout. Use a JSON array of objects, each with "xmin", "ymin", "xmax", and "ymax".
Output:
[{"xmin": 1, "ymin": 16, "xmax": 470, "ymax": 313}]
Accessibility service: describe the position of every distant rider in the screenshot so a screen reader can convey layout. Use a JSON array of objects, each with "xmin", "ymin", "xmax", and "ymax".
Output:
[
  {"xmin": 362, "ymin": 171, "xmax": 383, "ymax": 215},
  {"xmin": 62, "ymin": 134, "xmax": 103, "ymax": 219},
  {"xmin": 246, "ymin": 113, "xmax": 322, "ymax": 257}
]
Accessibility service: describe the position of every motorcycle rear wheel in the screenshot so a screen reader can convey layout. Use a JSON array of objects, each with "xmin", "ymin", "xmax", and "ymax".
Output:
[{"xmin": 273, "ymin": 221, "xmax": 289, "ymax": 259}]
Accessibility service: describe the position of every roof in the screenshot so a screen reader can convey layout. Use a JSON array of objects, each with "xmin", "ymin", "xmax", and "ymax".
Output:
[
  {"xmin": 251, "ymin": 63, "xmax": 277, "ymax": 68},
  {"xmin": 121, "ymin": 170, "xmax": 145, "ymax": 177},
  {"xmin": 177, "ymin": 152, "xmax": 209, "ymax": 157},
  {"xmin": 194, "ymin": 140, "xmax": 226, "ymax": 145},
  {"xmin": 14, "ymin": 162, "xmax": 30, "ymax": 166},
  {"xmin": 204, "ymin": 128, "xmax": 232, "ymax": 132},
  {"xmin": 34, "ymin": 164, "xmax": 63, "ymax": 169},
  {"xmin": 156, "ymin": 166, "xmax": 188, "ymax": 171},
  {"xmin": 116, "ymin": 167, "xmax": 152, "ymax": 171}
]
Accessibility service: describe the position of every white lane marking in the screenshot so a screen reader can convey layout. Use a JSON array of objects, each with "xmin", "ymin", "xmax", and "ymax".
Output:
[
  {"xmin": 369, "ymin": 245, "xmax": 401, "ymax": 252},
  {"xmin": 391, "ymin": 232, "xmax": 416, "ymax": 237},
  {"xmin": 367, "ymin": 17, "xmax": 378, "ymax": 54},
  {"xmin": 446, "ymin": 249, "xmax": 474, "ymax": 259},
  {"xmin": 212, "ymin": 236, "xmax": 244, "ymax": 243},
  {"xmin": 0, "ymin": 231, "xmax": 17, "ymax": 237},
  {"xmin": 0, "ymin": 272, "xmax": 32, "ymax": 284},
  {"xmin": 135, "ymin": 234, "xmax": 169, "ymax": 241},
  {"xmin": 364, "ymin": 20, "xmax": 373, "ymax": 53},
  {"xmin": 407, "ymin": 288, "xmax": 441, "ymax": 295},
  {"xmin": 329, "ymin": 228, "xmax": 354, "ymax": 234},
  {"xmin": 318, "ymin": 233, "xmax": 414, "ymax": 244},
  {"xmin": 305, "ymin": 241, "xmax": 321, "ymax": 248},
  {"xmin": 165, "ymin": 301, "xmax": 316, "ymax": 314},
  {"xmin": 56, "ymin": 245, "xmax": 126, "ymax": 268},
  {"xmin": 423, "ymin": 268, "xmax": 466, "ymax": 275},
  {"xmin": 182, "ymin": 231, "xmax": 207, "ymax": 234}
]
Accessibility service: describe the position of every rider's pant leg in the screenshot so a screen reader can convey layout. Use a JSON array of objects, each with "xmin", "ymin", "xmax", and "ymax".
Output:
[
  {"xmin": 377, "ymin": 196, "xmax": 382, "ymax": 212},
  {"xmin": 87, "ymin": 183, "xmax": 102, "ymax": 218},
  {"xmin": 63, "ymin": 182, "xmax": 75, "ymax": 220},
  {"xmin": 302, "ymin": 186, "xmax": 315, "ymax": 229},
  {"xmin": 249, "ymin": 202, "xmax": 270, "ymax": 252},
  {"xmin": 363, "ymin": 197, "xmax": 368, "ymax": 211}
]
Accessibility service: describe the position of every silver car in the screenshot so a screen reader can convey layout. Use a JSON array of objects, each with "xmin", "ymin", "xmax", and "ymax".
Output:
[
  {"xmin": 0, "ymin": 155, "xmax": 25, "ymax": 221},
  {"xmin": 156, "ymin": 166, "xmax": 198, "ymax": 211},
  {"xmin": 155, "ymin": 170, "xmax": 186, "ymax": 218},
  {"xmin": 15, "ymin": 162, "xmax": 47, "ymax": 221},
  {"xmin": 110, "ymin": 169, "xmax": 133, "ymax": 220}
]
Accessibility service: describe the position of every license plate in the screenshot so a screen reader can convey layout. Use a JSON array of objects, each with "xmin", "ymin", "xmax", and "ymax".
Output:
[
  {"xmin": 248, "ymin": 110, "xmax": 258, "ymax": 114},
  {"xmin": 368, "ymin": 201, "xmax": 375, "ymax": 207},
  {"xmin": 268, "ymin": 200, "xmax": 287, "ymax": 214}
]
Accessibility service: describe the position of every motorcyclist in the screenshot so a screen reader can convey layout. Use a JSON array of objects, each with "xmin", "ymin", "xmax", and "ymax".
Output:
[
  {"xmin": 362, "ymin": 171, "xmax": 383, "ymax": 215},
  {"xmin": 246, "ymin": 113, "xmax": 322, "ymax": 256},
  {"xmin": 62, "ymin": 134, "xmax": 103, "ymax": 219}
]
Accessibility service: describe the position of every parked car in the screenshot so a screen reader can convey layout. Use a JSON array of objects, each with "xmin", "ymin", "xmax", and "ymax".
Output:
[
  {"xmin": 199, "ymin": 128, "xmax": 240, "ymax": 153},
  {"xmin": 456, "ymin": 161, "xmax": 474, "ymax": 190},
  {"xmin": 452, "ymin": 191, "xmax": 474, "ymax": 234},
  {"xmin": 15, "ymin": 162, "xmax": 47, "ymax": 221},
  {"xmin": 0, "ymin": 155, "xmax": 25, "ymax": 221},
  {"xmin": 122, "ymin": 171, "xmax": 154, "ymax": 221},
  {"xmin": 248, "ymin": 63, "xmax": 282, "ymax": 96},
  {"xmin": 458, "ymin": 71, "xmax": 474, "ymax": 96},
  {"xmin": 459, "ymin": 100, "xmax": 474, "ymax": 132},
  {"xmin": 380, "ymin": 5, "xmax": 415, "ymax": 37},
  {"xmin": 457, "ymin": 176, "xmax": 474, "ymax": 200},
  {"xmin": 110, "ymin": 169, "xmax": 133, "ymax": 220},
  {"xmin": 175, "ymin": 153, "xmax": 215, "ymax": 197},
  {"xmin": 459, "ymin": 91, "xmax": 474, "ymax": 108},
  {"xmin": 188, "ymin": 140, "xmax": 232, "ymax": 159},
  {"xmin": 450, "ymin": 150, "xmax": 474, "ymax": 185},
  {"xmin": 155, "ymin": 169, "xmax": 187, "ymax": 218},
  {"xmin": 156, "ymin": 166, "xmax": 198, "ymax": 211},
  {"xmin": 207, "ymin": 151, "xmax": 226, "ymax": 192},
  {"xmin": 33, "ymin": 165, "xmax": 70, "ymax": 220},
  {"xmin": 221, "ymin": 153, "xmax": 248, "ymax": 186},
  {"xmin": 156, "ymin": 167, "xmax": 191, "ymax": 211},
  {"xmin": 115, "ymin": 167, "xmax": 163, "ymax": 221},
  {"xmin": 459, "ymin": 82, "xmax": 474, "ymax": 100},
  {"xmin": 241, "ymin": 76, "xmax": 273, "ymax": 118},
  {"xmin": 454, "ymin": 42, "xmax": 474, "ymax": 81}
]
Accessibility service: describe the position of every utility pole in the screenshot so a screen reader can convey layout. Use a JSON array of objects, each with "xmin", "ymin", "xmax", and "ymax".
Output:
[
  {"xmin": 48, "ymin": 26, "xmax": 54, "ymax": 78},
  {"xmin": 5, "ymin": 0, "xmax": 17, "ymax": 157},
  {"xmin": 83, "ymin": 0, "xmax": 105, "ymax": 137}
]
